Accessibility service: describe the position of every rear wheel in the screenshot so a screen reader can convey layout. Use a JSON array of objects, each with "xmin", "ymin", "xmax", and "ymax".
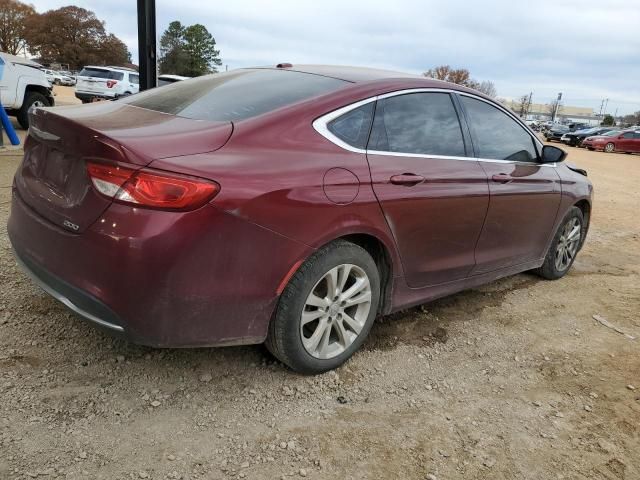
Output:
[
  {"xmin": 17, "ymin": 92, "xmax": 51, "ymax": 129},
  {"xmin": 266, "ymin": 240, "xmax": 380, "ymax": 374},
  {"xmin": 604, "ymin": 142, "xmax": 615, "ymax": 153},
  {"xmin": 535, "ymin": 207, "xmax": 584, "ymax": 280}
]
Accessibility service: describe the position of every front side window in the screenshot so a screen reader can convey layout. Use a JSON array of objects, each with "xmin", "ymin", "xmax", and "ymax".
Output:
[
  {"xmin": 621, "ymin": 132, "xmax": 634, "ymax": 139},
  {"xmin": 327, "ymin": 102, "xmax": 374, "ymax": 149},
  {"xmin": 130, "ymin": 74, "xmax": 139, "ymax": 85},
  {"xmin": 460, "ymin": 96, "xmax": 538, "ymax": 162},
  {"xmin": 368, "ymin": 92, "xmax": 466, "ymax": 157}
]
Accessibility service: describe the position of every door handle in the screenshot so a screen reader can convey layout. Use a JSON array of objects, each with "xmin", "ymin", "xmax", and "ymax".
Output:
[
  {"xmin": 491, "ymin": 173, "xmax": 513, "ymax": 184},
  {"xmin": 390, "ymin": 173, "xmax": 425, "ymax": 186}
]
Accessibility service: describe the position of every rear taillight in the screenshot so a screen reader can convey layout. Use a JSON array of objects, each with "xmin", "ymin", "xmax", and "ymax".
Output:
[
  {"xmin": 86, "ymin": 162, "xmax": 219, "ymax": 210},
  {"xmin": 106, "ymin": 80, "xmax": 118, "ymax": 88}
]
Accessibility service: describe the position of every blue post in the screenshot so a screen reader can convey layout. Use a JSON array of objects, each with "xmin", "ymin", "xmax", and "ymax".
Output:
[
  {"xmin": 0, "ymin": 102, "xmax": 20, "ymax": 146},
  {"xmin": 0, "ymin": 55, "xmax": 20, "ymax": 146}
]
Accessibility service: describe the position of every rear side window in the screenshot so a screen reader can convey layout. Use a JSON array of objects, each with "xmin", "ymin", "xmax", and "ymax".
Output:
[
  {"xmin": 368, "ymin": 92, "xmax": 466, "ymax": 157},
  {"xmin": 125, "ymin": 69, "xmax": 348, "ymax": 122},
  {"xmin": 129, "ymin": 74, "xmax": 139, "ymax": 85},
  {"xmin": 327, "ymin": 103, "xmax": 374, "ymax": 149},
  {"xmin": 460, "ymin": 96, "xmax": 538, "ymax": 162},
  {"xmin": 79, "ymin": 68, "xmax": 124, "ymax": 80}
]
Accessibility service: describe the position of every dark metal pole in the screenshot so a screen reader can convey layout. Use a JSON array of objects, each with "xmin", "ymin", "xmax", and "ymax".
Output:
[{"xmin": 137, "ymin": 0, "xmax": 157, "ymax": 91}]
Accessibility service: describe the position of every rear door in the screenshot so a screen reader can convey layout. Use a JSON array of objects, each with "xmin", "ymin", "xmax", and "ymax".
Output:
[
  {"xmin": 128, "ymin": 73, "xmax": 140, "ymax": 93},
  {"xmin": 457, "ymin": 94, "xmax": 562, "ymax": 273},
  {"xmin": 366, "ymin": 91, "xmax": 489, "ymax": 287}
]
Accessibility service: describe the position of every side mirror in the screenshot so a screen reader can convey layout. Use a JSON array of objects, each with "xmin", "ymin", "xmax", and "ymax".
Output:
[{"xmin": 541, "ymin": 145, "xmax": 567, "ymax": 164}]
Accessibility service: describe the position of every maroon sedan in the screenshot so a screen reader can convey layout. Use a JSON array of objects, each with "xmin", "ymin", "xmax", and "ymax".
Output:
[
  {"xmin": 8, "ymin": 65, "xmax": 593, "ymax": 373},
  {"xmin": 583, "ymin": 129, "xmax": 640, "ymax": 153}
]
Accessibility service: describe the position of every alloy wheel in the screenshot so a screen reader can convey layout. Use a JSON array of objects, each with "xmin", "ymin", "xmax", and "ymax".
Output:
[
  {"xmin": 554, "ymin": 218, "xmax": 581, "ymax": 272},
  {"xmin": 604, "ymin": 143, "xmax": 615, "ymax": 153},
  {"xmin": 300, "ymin": 264, "xmax": 372, "ymax": 359},
  {"xmin": 29, "ymin": 100, "xmax": 45, "ymax": 111}
]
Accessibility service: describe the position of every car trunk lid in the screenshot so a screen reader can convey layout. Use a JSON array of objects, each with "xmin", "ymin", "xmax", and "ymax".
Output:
[{"xmin": 15, "ymin": 102, "xmax": 232, "ymax": 233}]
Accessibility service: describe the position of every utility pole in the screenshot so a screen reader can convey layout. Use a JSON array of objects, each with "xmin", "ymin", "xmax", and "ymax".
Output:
[
  {"xmin": 137, "ymin": 0, "xmax": 157, "ymax": 91},
  {"xmin": 526, "ymin": 92, "xmax": 533, "ymax": 118},
  {"xmin": 603, "ymin": 98, "xmax": 609, "ymax": 116},
  {"xmin": 598, "ymin": 99, "xmax": 605, "ymax": 117},
  {"xmin": 552, "ymin": 92, "xmax": 562, "ymax": 122}
]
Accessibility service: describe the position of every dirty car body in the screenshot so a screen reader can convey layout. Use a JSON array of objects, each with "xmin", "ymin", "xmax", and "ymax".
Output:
[{"xmin": 8, "ymin": 65, "xmax": 592, "ymax": 356}]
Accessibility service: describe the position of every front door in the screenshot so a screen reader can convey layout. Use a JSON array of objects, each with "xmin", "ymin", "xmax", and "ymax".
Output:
[
  {"xmin": 457, "ymin": 95, "xmax": 562, "ymax": 274},
  {"xmin": 366, "ymin": 92, "xmax": 489, "ymax": 288}
]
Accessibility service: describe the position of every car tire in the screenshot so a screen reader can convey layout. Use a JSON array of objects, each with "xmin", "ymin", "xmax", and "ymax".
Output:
[
  {"xmin": 17, "ymin": 92, "xmax": 51, "ymax": 129},
  {"xmin": 604, "ymin": 142, "xmax": 615, "ymax": 153},
  {"xmin": 535, "ymin": 207, "xmax": 584, "ymax": 280},
  {"xmin": 53, "ymin": 79, "xmax": 61, "ymax": 86},
  {"xmin": 266, "ymin": 240, "xmax": 380, "ymax": 374}
]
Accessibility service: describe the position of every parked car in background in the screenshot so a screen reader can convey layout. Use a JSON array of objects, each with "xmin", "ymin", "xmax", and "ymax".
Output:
[
  {"xmin": 158, "ymin": 74, "xmax": 190, "ymax": 86},
  {"xmin": 0, "ymin": 52, "xmax": 54, "ymax": 128},
  {"xmin": 9, "ymin": 65, "xmax": 592, "ymax": 373},
  {"xmin": 59, "ymin": 70, "xmax": 77, "ymax": 85},
  {"xmin": 544, "ymin": 125, "xmax": 570, "ymax": 142},
  {"xmin": 583, "ymin": 130, "xmax": 640, "ymax": 153},
  {"xmin": 561, "ymin": 127, "xmax": 618, "ymax": 147},
  {"xmin": 75, "ymin": 66, "xmax": 139, "ymax": 103},
  {"xmin": 43, "ymin": 69, "xmax": 75, "ymax": 86}
]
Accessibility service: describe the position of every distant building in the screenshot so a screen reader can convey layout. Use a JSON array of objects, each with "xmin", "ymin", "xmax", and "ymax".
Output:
[{"xmin": 500, "ymin": 100, "xmax": 601, "ymax": 126}]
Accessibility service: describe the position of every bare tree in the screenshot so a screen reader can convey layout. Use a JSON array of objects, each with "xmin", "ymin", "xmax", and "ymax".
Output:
[
  {"xmin": 546, "ymin": 99, "xmax": 563, "ymax": 120},
  {"xmin": 0, "ymin": 0, "xmax": 35, "ymax": 55},
  {"xmin": 476, "ymin": 80, "xmax": 497, "ymax": 98},
  {"xmin": 515, "ymin": 94, "xmax": 530, "ymax": 118},
  {"xmin": 423, "ymin": 65, "xmax": 496, "ymax": 97},
  {"xmin": 621, "ymin": 110, "xmax": 640, "ymax": 126}
]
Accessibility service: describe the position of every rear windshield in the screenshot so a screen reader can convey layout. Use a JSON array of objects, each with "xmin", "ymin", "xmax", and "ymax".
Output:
[
  {"xmin": 125, "ymin": 69, "xmax": 348, "ymax": 122},
  {"xmin": 79, "ymin": 68, "xmax": 124, "ymax": 80}
]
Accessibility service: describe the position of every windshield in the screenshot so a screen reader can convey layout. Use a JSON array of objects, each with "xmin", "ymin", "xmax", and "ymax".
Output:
[
  {"xmin": 125, "ymin": 69, "xmax": 348, "ymax": 122},
  {"xmin": 603, "ymin": 130, "xmax": 620, "ymax": 136}
]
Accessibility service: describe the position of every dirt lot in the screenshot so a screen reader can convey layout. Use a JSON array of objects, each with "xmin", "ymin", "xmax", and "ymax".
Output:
[{"xmin": 0, "ymin": 139, "xmax": 638, "ymax": 480}]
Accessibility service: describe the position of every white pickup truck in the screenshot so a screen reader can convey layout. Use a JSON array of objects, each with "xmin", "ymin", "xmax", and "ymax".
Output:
[{"xmin": 0, "ymin": 52, "xmax": 54, "ymax": 129}]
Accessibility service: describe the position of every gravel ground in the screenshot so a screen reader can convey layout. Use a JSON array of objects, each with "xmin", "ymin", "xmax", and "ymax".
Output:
[{"xmin": 0, "ymin": 143, "xmax": 638, "ymax": 480}]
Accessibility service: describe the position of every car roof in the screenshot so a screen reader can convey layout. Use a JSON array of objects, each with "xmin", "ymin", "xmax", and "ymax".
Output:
[
  {"xmin": 158, "ymin": 74, "xmax": 190, "ymax": 80},
  {"xmin": 266, "ymin": 64, "xmax": 423, "ymax": 83},
  {"xmin": 83, "ymin": 65, "xmax": 137, "ymax": 73}
]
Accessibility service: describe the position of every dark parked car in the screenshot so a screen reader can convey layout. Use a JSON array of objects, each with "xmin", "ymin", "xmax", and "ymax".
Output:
[
  {"xmin": 582, "ymin": 129, "xmax": 640, "ymax": 153},
  {"xmin": 8, "ymin": 65, "xmax": 593, "ymax": 373},
  {"xmin": 561, "ymin": 127, "xmax": 618, "ymax": 147},
  {"xmin": 544, "ymin": 125, "xmax": 570, "ymax": 142}
]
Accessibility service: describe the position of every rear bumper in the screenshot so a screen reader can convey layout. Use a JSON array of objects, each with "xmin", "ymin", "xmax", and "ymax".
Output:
[
  {"xmin": 14, "ymin": 248, "xmax": 125, "ymax": 333},
  {"xmin": 8, "ymin": 188, "xmax": 313, "ymax": 347}
]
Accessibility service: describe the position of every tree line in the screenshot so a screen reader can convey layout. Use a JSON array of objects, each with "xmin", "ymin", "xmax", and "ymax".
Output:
[{"xmin": 0, "ymin": 0, "xmax": 131, "ymax": 70}]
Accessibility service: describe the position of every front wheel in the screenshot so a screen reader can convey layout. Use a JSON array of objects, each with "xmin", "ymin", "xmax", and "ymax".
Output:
[
  {"xmin": 266, "ymin": 240, "xmax": 380, "ymax": 374},
  {"xmin": 17, "ymin": 92, "xmax": 51, "ymax": 129},
  {"xmin": 604, "ymin": 142, "xmax": 615, "ymax": 153},
  {"xmin": 535, "ymin": 207, "xmax": 584, "ymax": 280}
]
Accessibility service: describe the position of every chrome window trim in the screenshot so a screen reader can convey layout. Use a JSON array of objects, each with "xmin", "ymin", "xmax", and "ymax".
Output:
[
  {"xmin": 14, "ymin": 252, "xmax": 125, "ymax": 333},
  {"xmin": 312, "ymin": 96, "xmax": 375, "ymax": 154},
  {"xmin": 313, "ymin": 87, "xmax": 553, "ymax": 167}
]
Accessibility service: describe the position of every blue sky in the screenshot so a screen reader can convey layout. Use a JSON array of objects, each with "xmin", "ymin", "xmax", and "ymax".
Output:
[{"xmin": 32, "ymin": 0, "xmax": 640, "ymax": 115}]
